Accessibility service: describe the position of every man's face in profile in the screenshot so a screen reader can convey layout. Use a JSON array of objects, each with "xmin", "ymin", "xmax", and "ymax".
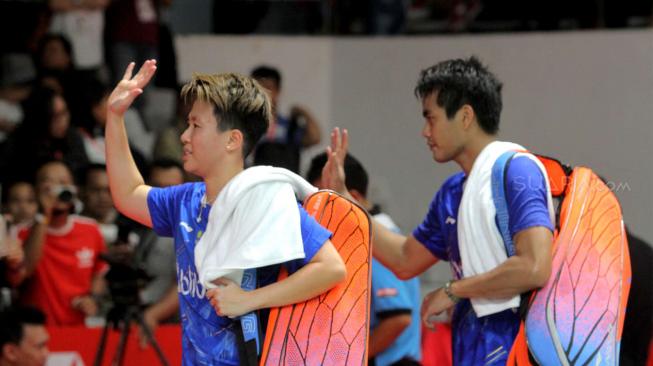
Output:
[{"xmin": 3, "ymin": 324, "xmax": 49, "ymax": 366}]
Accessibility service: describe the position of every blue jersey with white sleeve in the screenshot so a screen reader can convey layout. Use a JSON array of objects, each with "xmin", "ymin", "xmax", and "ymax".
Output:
[{"xmin": 412, "ymin": 156, "xmax": 553, "ymax": 366}]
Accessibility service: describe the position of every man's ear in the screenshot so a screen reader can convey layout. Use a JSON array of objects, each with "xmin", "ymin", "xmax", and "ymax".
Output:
[
  {"xmin": 460, "ymin": 104, "xmax": 476, "ymax": 130},
  {"xmin": 3, "ymin": 343, "xmax": 20, "ymax": 362}
]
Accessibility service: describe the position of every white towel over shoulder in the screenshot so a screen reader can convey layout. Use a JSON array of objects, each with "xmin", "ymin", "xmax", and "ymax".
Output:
[
  {"xmin": 458, "ymin": 141, "xmax": 554, "ymax": 317},
  {"xmin": 195, "ymin": 166, "xmax": 318, "ymax": 289}
]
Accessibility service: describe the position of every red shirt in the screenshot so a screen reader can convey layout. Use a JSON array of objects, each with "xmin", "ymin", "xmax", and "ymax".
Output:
[
  {"xmin": 20, "ymin": 216, "xmax": 107, "ymax": 325},
  {"xmin": 106, "ymin": 0, "xmax": 159, "ymax": 45}
]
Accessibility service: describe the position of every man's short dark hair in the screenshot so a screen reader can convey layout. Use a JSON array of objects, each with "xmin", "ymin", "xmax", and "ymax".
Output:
[
  {"xmin": 250, "ymin": 66, "xmax": 282, "ymax": 89},
  {"xmin": 36, "ymin": 33, "xmax": 73, "ymax": 69},
  {"xmin": 414, "ymin": 56, "xmax": 502, "ymax": 135},
  {"xmin": 306, "ymin": 153, "xmax": 369, "ymax": 197},
  {"xmin": 80, "ymin": 163, "xmax": 107, "ymax": 187},
  {"xmin": 0, "ymin": 306, "xmax": 46, "ymax": 349}
]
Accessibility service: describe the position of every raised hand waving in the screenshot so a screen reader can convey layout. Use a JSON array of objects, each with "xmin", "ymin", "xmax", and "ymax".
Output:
[{"xmin": 108, "ymin": 59, "xmax": 158, "ymax": 116}]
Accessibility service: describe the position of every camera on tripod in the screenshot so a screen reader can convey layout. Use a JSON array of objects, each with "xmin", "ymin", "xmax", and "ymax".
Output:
[
  {"xmin": 101, "ymin": 220, "xmax": 151, "ymax": 309},
  {"xmin": 95, "ymin": 218, "xmax": 170, "ymax": 366}
]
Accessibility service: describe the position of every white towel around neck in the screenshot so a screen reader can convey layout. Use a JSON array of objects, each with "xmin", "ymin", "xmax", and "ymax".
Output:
[
  {"xmin": 457, "ymin": 141, "xmax": 554, "ymax": 317},
  {"xmin": 195, "ymin": 166, "xmax": 318, "ymax": 289}
]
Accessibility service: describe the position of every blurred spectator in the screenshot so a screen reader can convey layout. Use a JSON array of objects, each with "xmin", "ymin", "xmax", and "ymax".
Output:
[
  {"xmin": 0, "ymin": 183, "xmax": 36, "ymax": 297},
  {"xmin": 17, "ymin": 161, "xmax": 106, "ymax": 326},
  {"xmin": 80, "ymin": 164, "xmax": 118, "ymax": 245},
  {"xmin": 48, "ymin": 0, "xmax": 109, "ymax": 79},
  {"xmin": 154, "ymin": 0, "xmax": 178, "ymax": 90},
  {"xmin": 34, "ymin": 33, "xmax": 99, "ymax": 135},
  {"xmin": 0, "ymin": 1, "xmax": 48, "ymax": 95},
  {"xmin": 251, "ymin": 65, "xmax": 321, "ymax": 173},
  {"xmin": 75, "ymin": 79, "xmax": 110, "ymax": 163},
  {"xmin": 105, "ymin": 0, "xmax": 161, "ymax": 107},
  {"xmin": 74, "ymin": 78, "xmax": 151, "ymax": 164},
  {"xmin": 0, "ymin": 87, "xmax": 88, "ymax": 185},
  {"xmin": 0, "ymin": 99, "xmax": 23, "ymax": 146},
  {"xmin": 4, "ymin": 182, "xmax": 38, "ymax": 227},
  {"xmin": 152, "ymin": 92, "xmax": 188, "ymax": 166},
  {"xmin": 0, "ymin": 215, "xmax": 25, "ymax": 301},
  {"xmin": 369, "ymin": 0, "xmax": 410, "ymax": 34},
  {"xmin": 0, "ymin": 305, "xmax": 49, "ymax": 366}
]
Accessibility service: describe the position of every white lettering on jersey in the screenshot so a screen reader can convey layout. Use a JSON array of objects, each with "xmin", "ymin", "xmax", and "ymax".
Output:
[{"xmin": 177, "ymin": 263, "xmax": 206, "ymax": 299}]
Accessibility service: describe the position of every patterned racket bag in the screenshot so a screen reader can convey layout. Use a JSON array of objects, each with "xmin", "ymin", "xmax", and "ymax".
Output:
[{"xmin": 260, "ymin": 190, "xmax": 372, "ymax": 366}]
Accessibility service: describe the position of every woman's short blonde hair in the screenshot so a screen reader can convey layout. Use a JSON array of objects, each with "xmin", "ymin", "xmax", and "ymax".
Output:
[{"xmin": 181, "ymin": 73, "xmax": 271, "ymax": 156}]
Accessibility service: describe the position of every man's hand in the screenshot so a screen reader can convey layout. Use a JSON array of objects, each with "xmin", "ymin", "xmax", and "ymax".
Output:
[
  {"xmin": 421, "ymin": 287, "xmax": 455, "ymax": 330},
  {"xmin": 321, "ymin": 127, "xmax": 349, "ymax": 195},
  {"xmin": 5, "ymin": 238, "xmax": 24, "ymax": 269},
  {"xmin": 138, "ymin": 307, "xmax": 160, "ymax": 349},
  {"xmin": 108, "ymin": 60, "xmax": 157, "ymax": 116},
  {"xmin": 206, "ymin": 278, "xmax": 253, "ymax": 318},
  {"xmin": 71, "ymin": 295, "xmax": 99, "ymax": 317}
]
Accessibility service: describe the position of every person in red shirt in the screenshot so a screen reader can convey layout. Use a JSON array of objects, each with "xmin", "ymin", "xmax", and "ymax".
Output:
[{"xmin": 18, "ymin": 161, "xmax": 107, "ymax": 326}]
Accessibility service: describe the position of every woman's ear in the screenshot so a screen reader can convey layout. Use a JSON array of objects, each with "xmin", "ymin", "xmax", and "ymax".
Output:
[{"xmin": 227, "ymin": 129, "xmax": 244, "ymax": 152}]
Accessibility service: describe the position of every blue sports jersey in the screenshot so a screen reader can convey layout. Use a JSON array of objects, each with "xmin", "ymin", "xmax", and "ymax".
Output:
[
  {"xmin": 413, "ymin": 156, "xmax": 553, "ymax": 366},
  {"xmin": 370, "ymin": 259, "xmax": 421, "ymax": 366},
  {"xmin": 147, "ymin": 182, "xmax": 332, "ymax": 366}
]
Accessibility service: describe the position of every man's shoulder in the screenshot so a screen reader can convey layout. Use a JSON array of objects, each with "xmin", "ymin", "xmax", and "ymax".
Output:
[
  {"xmin": 68, "ymin": 216, "xmax": 104, "ymax": 237},
  {"xmin": 432, "ymin": 172, "xmax": 465, "ymax": 202},
  {"xmin": 442, "ymin": 172, "xmax": 466, "ymax": 190}
]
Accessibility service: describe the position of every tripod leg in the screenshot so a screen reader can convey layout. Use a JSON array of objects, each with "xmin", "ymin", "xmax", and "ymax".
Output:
[
  {"xmin": 93, "ymin": 321, "xmax": 112, "ymax": 366},
  {"xmin": 111, "ymin": 316, "xmax": 132, "ymax": 366},
  {"xmin": 136, "ymin": 312, "xmax": 170, "ymax": 366}
]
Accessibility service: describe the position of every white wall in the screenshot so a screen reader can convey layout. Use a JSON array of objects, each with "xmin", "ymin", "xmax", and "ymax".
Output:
[{"xmin": 176, "ymin": 30, "xmax": 653, "ymax": 248}]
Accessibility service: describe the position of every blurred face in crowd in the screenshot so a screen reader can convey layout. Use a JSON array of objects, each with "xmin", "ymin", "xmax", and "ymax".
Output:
[
  {"xmin": 49, "ymin": 95, "xmax": 70, "ymax": 139},
  {"xmin": 1, "ymin": 324, "xmax": 49, "ymax": 366},
  {"xmin": 149, "ymin": 167, "xmax": 184, "ymax": 188},
  {"xmin": 255, "ymin": 77, "xmax": 280, "ymax": 109},
  {"xmin": 35, "ymin": 162, "xmax": 75, "ymax": 214},
  {"xmin": 82, "ymin": 169, "xmax": 114, "ymax": 222},
  {"xmin": 92, "ymin": 94, "xmax": 109, "ymax": 127},
  {"xmin": 41, "ymin": 38, "xmax": 71, "ymax": 71},
  {"xmin": 7, "ymin": 183, "xmax": 38, "ymax": 225}
]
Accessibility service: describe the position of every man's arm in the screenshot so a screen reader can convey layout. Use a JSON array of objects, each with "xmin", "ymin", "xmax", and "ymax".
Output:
[
  {"xmin": 105, "ymin": 60, "xmax": 157, "ymax": 227},
  {"xmin": 422, "ymin": 226, "xmax": 552, "ymax": 326},
  {"xmin": 321, "ymin": 127, "xmax": 439, "ymax": 279},
  {"xmin": 207, "ymin": 239, "xmax": 346, "ymax": 318},
  {"xmin": 140, "ymin": 286, "xmax": 179, "ymax": 348},
  {"xmin": 368, "ymin": 313, "xmax": 412, "ymax": 357},
  {"xmin": 373, "ymin": 223, "xmax": 438, "ymax": 280},
  {"xmin": 71, "ymin": 272, "xmax": 106, "ymax": 317},
  {"xmin": 451, "ymin": 226, "xmax": 552, "ymax": 298}
]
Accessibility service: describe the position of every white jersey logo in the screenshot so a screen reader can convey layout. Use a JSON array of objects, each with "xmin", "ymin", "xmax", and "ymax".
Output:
[
  {"xmin": 445, "ymin": 216, "xmax": 457, "ymax": 225},
  {"xmin": 76, "ymin": 247, "xmax": 94, "ymax": 268},
  {"xmin": 179, "ymin": 221, "xmax": 193, "ymax": 233}
]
